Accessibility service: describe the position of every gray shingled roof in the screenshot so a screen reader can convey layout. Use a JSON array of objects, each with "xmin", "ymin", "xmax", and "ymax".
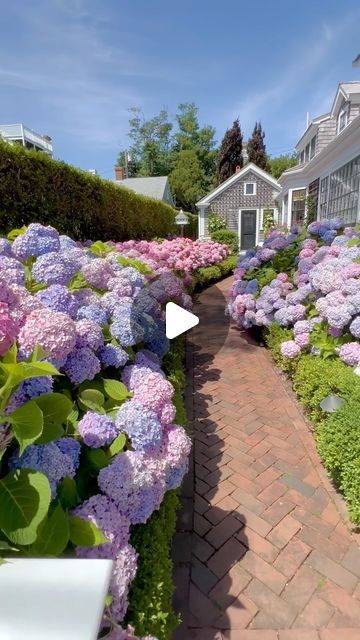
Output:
[{"xmin": 116, "ymin": 176, "xmax": 168, "ymax": 200}]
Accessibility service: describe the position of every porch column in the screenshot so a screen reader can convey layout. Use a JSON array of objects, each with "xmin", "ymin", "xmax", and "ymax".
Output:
[{"xmin": 287, "ymin": 189, "xmax": 293, "ymax": 228}]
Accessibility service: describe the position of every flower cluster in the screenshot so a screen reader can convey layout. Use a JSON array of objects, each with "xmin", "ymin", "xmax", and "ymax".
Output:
[
  {"xmin": 0, "ymin": 223, "xmax": 197, "ymax": 635},
  {"xmin": 228, "ymin": 218, "xmax": 360, "ymax": 371}
]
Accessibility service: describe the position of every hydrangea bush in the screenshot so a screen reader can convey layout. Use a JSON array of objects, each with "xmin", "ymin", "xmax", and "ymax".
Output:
[{"xmin": 0, "ymin": 223, "xmax": 219, "ymax": 639}]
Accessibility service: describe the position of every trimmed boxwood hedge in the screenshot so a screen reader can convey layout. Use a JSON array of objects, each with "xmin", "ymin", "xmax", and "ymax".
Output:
[{"xmin": 0, "ymin": 142, "xmax": 176, "ymax": 241}]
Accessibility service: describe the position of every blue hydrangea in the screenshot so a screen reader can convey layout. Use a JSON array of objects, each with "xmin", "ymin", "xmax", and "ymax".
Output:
[
  {"xmin": 98, "ymin": 344, "xmax": 128, "ymax": 368},
  {"xmin": 9, "ymin": 437, "xmax": 80, "ymax": 497},
  {"xmin": 59, "ymin": 235, "xmax": 78, "ymax": 250},
  {"xmin": 32, "ymin": 252, "xmax": 78, "ymax": 285},
  {"xmin": 321, "ymin": 230, "xmax": 337, "ymax": 244},
  {"xmin": 78, "ymin": 412, "xmax": 117, "ymax": 448},
  {"xmin": 12, "ymin": 224, "xmax": 60, "ymax": 260},
  {"xmin": 36, "ymin": 285, "xmax": 79, "ymax": 317},
  {"xmin": 62, "ymin": 347, "xmax": 101, "ymax": 384},
  {"xmin": 119, "ymin": 267, "xmax": 144, "ymax": 288},
  {"xmin": 0, "ymin": 238, "xmax": 13, "ymax": 257},
  {"xmin": 166, "ymin": 462, "xmax": 188, "ymax": 490},
  {"xmin": 6, "ymin": 376, "xmax": 53, "ymax": 414},
  {"xmin": 245, "ymin": 279, "xmax": 259, "ymax": 294},
  {"xmin": 145, "ymin": 327, "xmax": 169, "ymax": 359},
  {"xmin": 329, "ymin": 218, "xmax": 345, "ymax": 231},
  {"xmin": 76, "ymin": 304, "xmax": 108, "ymax": 326},
  {"xmin": 110, "ymin": 318, "xmax": 144, "ymax": 347},
  {"xmin": 116, "ymin": 399, "xmax": 162, "ymax": 452}
]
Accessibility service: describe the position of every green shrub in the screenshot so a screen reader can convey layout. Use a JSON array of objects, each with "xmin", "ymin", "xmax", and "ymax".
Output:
[
  {"xmin": 126, "ymin": 337, "xmax": 186, "ymax": 638},
  {"xmin": 293, "ymin": 355, "xmax": 360, "ymax": 423},
  {"xmin": 0, "ymin": 142, "xmax": 176, "ymax": 241},
  {"xmin": 210, "ymin": 229, "xmax": 238, "ymax": 255},
  {"xmin": 341, "ymin": 457, "xmax": 360, "ymax": 525},
  {"xmin": 218, "ymin": 255, "xmax": 238, "ymax": 275},
  {"xmin": 264, "ymin": 324, "xmax": 296, "ymax": 373},
  {"xmin": 183, "ymin": 212, "xmax": 198, "ymax": 239},
  {"xmin": 208, "ymin": 212, "xmax": 227, "ymax": 233},
  {"xmin": 194, "ymin": 265, "xmax": 221, "ymax": 287}
]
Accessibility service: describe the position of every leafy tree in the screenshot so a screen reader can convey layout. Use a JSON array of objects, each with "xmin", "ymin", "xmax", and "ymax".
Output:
[
  {"xmin": 173, "ymin": 103, "xmax": 217, "ymax": 191},
  {"xmin": 247, "ymin": 122, "xmax": 270, "ymax": 172},
  {"xmin": 216, "ymin": 119, "xmax": 243, "ymax": 185},
  {"xmin": 117, "ymin": 107, "xmax": 173, "ymax": 177},
  {"xmin": 169, "ymin": 150, "xmax": 205, "ymax": 212},
  {"xmin": 268, "ymin": 153, "xmax": 297, "ymax": 179}
]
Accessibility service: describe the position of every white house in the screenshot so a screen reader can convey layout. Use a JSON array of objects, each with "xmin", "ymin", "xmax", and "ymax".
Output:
[
  {"xmin": 278, "ymin": 82, "xmax": 360, "ymax": 227},
  {"xmin": 0, "ymin": 124, "xmax": 53, "ymax": 156},
  {"xmin": 196, "ymin": 163, "xmax": 281, "ymax": 249}
]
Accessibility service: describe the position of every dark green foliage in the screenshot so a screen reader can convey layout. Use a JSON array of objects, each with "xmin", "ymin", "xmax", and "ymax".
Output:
[
  {"xmin": 218, "ymin": 255, "xmax": 238, "ymax": 275},
  {"xmin": 341, "ymin": 458, "xmax": 360, "ymax": 524},
  {"xmin": 183, "ymin": 212, "xmax": 198, "ymax": 239},
  {"xmin": 127, "ymin": 490, "xmax": 180, "ymax": 639},
  {"xmin": 191, "ymin": 256, "xmax": 237, "ymax": 290},
  {"xmin": 216, "ymin": 118, "xmax": 243, "ymax": 185},
  {"xmin": 210, "ymin": 229, "xmax": 239, "ymax": 254},
  {"xmin": 169, "ymin": 150, "xmax": 205, "ymax": 212},
  {"xmin": 0, "ymin": 142, "xmax": 176, "ymax": 241},
  {"xmin": 264, "ymin": 324, "xmax": 296, "ymax": 372},
  {"xmin": 268, "ymin": 154, "xmax": 297, "ymax": 179},
  {"xmin": 126, "ymin": 338, "xmax": 187, "ymax": 638},
  {"xmin": 247, "ymin": 122, "xmax": 270, "ymax": 172},
  {"xmin": 208, "ymin": 212, "xmax": 227, "ymax": 233},
  {"xmin": 305, "ymin": 193, "xmax": 317, "ymax": 225},
  {"xmin": 317, "ymin": 399, "xmax": 360, "ymax": 486}
]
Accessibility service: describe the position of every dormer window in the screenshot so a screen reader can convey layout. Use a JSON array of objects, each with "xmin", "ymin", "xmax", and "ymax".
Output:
[
  {"xmin": 244, "ymin": 182, "xmax": 256, "ymax": 195},
  {"xmin": 338, "ymin": 105, "xmax": 349, "ymax": 133}
]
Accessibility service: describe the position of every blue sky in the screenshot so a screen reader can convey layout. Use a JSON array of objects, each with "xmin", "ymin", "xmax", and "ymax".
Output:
[{"xmin": 1, "ymin": 0, "xmax": 359, "ymax": 179}]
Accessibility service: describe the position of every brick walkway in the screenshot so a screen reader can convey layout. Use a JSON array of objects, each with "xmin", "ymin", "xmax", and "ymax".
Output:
[{"xmin": 173, "ymin": 276, "xmax": 360, "ymax": 640}]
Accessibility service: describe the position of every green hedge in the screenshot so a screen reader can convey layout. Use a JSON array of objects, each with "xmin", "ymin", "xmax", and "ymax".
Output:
[
  {"xmin": 183, "ymin": 212, "xmax": 198, "ymax": 239},
  {"xmin": 126, "ymin": 338, "xmax": 186, "ymax": 639},
  {"xmin": 265, "ymin": 327, "xmax": 360, "ymax": 526},
  {"xmin": 210, "ymin": 229, "xmax": 239, "ymax": 255},
  {"xmin": 0, "ymin": 142, "xmax": 176, "ymax": 241},
  {"xmin": 191, "ymin": 255, "xmax": 238, "ymax": 290}
]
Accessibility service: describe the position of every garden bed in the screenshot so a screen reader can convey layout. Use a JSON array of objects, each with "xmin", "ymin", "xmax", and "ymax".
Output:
[{"xmin": 227, "ymin": 219, "xmax": 360, "ymax": 527}]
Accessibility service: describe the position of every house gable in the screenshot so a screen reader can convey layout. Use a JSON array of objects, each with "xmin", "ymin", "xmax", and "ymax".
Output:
[{"xmin": 196, "ymin": 163, "xmax": 280, "ymax": 206}]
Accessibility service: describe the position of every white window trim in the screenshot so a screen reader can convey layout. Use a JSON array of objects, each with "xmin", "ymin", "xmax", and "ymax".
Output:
[
  {"xmin": 337, "ymin": 105, "xmax": 349, "ymax": 134},
  {"xmin": 244, "ymin": 182, "xmax": 256, "ymax": 196}
]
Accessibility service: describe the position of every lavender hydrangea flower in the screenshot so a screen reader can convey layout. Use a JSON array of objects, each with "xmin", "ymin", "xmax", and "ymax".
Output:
[
  {"xmin": 280, "ymin": 340, "xmax": 301, "ymax": 359},
  {"xmin": 12, "ymin": 223, "xmax": 60, "ymax": 260},
  {"xmin": 75, "ymin": 319, "xmax": 104, "ymax": 351},
  {"xmin": 0, "ymin": 256, "xmax": 26, "ymax": 286},
  {"xmin": 116, "ymin": 399, "xmax": 163, "ymax": 452},
  {"xmin": 32, "ymin": 252, "xmax": 78, "ymax": 285},
  {"xmin": 78, "ymin": 412, "xmax": 117, "ymax": 448},
  {"xmin": 350, "ymin": 316, "xmax": 360, "ymax": 339},
  {"xmin": 6, "ymin": 375, "xmax": 53, "ymax": 414},
  {"xmin": 76, "ymin": 304, "xmax": 108, "ymax": 326},
  {"xmin": 0, "ymin": 238, "xmax": 13, "ymax": 256},
  {"xmin": 63, "ymin": 346, "xmax": 101, "ymax": 384},
  {"xmin": 82, "ymin": 259, "xmax": 115, "ymax": 289},
  {"xmin": 339, "ymin": 342, "xmax": 360, "ymax": 366},
  {"xmin": 9, "ymin": 437, "xmax": 80, "ymax": 497},
  {"xmin": 36, "ymin": 285, "xmax": 79, "ymax": 318},
  {"xmin": 110, "ymin": 318, "xmax": 144, "ymax": 347},
  {"xmin": 73, "ymin": 494, "xmax": 131, "ymax": 558}
]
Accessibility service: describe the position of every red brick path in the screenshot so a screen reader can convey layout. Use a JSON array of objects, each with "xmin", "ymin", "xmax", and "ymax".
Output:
[{"xmin": 173, "ymin": 276, "xmax": 360, "ymax": 640}]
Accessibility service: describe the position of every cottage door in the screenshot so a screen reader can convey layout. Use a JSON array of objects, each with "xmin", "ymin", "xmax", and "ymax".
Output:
[{"xmin": 240, "ymin": 210, "xmax": 257, "ymax": 249}]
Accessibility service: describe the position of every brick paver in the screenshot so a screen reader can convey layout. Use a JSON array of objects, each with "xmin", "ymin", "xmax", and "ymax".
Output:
[{"xmin": 173, "ymin": 277, "xmax": 360, "ymax": 639}]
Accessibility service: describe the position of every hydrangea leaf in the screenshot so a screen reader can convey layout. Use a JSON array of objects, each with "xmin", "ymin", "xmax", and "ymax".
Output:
[
  {"xmin": 103, "ymin": 379, "xmax": 131, "ymax": 402},
  {"xmin": 35, "ymin": 393, "xmax": 73, "ymax": 427},
  {"xmin": 57, "ymin": 477, "xmax": 78, "ymax": 510},
  {"xmin": 7, "ymin": 399, "xmax": 44, "ymax": 455},
  {"xmin": 6, "ymin": 226, "xmax": 26, "ymax": 241},
  {"xmin": 31, "ymin": 503, "xmax": 69, "ymax": 556},
  {"xmin": 0, "ymin": 361, "xmax": 60, "ymax": 388},
  {"xmin": 0, "ymin": 470, "xmax": 51, "ymax": 545},
  {"xmin": 2, "ymin": 343, "xmax": 18, "ymax": 364},
  {"xmin": 78, "ymin": 389, "xmax": 106, "ymax": 413},
  {"xmin": 86, "ymin": 448, "xmax": 109, "ymax": 471},
  {"xmin": 68, "ymin": 515, "xmax": 109, "ymax": 547},
  {"xmin": 0, "ymin": 540, "xmax": 19, "ymax": 552},
  {"xmin": 108, "ymin": 433, "xmax": 126, "ymax": 457}
]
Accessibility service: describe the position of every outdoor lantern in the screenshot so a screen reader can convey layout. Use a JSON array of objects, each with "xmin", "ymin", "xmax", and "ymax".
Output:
[{"xmin": 319, "ymin": 394, "xmax": 344, "ymax": 413}]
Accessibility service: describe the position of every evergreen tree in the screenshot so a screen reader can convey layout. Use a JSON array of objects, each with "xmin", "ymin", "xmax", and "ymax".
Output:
[
  {"xmin": 169, "ymin": 150, "xmax": 205, "ymax": 212},
  {"xmin": 247, "ymin": 122, "xmax": 270, "ymax": 172},
  {"xmin": 216, "ymin": 118, "xmax": 243, "ymax": 185}
]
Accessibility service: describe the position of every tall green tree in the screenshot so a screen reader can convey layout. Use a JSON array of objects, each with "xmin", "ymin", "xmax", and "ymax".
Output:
[
  {"xmin": 173, "ymin": 103, "xmax": 217, "ymax": 191},
  {"xmin": 216, "ymin": 118, "xmax": 243, "ymax": 185},
  {"xmin": 117, "ymin": 107, "xmax": 173, "ymax": 177},
  {"xmin": 247, "ymin": 122, "xmax": 270, "ymax": 172},
  {"xmin": 169, "ymin": 150, "xmax": 205, "ymax": 212},
  {"xmin": 268, "ymin": 153, "xmax": 297, "ymax": 179}
]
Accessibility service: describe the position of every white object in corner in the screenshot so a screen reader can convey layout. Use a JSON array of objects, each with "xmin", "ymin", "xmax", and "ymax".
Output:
[{"xmin": 0, "ymin": 558, "xmax": 113, "ymax": 640}]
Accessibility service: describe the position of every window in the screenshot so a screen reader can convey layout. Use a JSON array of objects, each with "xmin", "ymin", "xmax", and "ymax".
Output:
[
  {"xmin": 305, "ymin": 143, "xmax": 310, "ymax": 162},
  {"xmin": 310, "ymin": 135, "xmax": 316, "ymax": 159},
  {"xmin": 244, "ymin": 182, "xmax": 256, "ymax": 195},
  {"xmin": 291, "ymin": 189, "xmax": 306, "ymax": 225},
  {"xmin": 319, "ymin": 177, "xmax": 329, "ymax": 218},
  {"xmin": 326, "ymin": 155, "xmax": 360, "ymax": 224},
  {"xmin": 300, "ymin": 150, "xmax": 305, "ymax": 164},
  {"xmin": 338, "ymin": 105, "xmax": 349, "ymax": 133}
]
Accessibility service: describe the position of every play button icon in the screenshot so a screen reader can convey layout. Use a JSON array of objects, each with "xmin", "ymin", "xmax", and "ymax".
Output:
[{"xmin": 165, "ymin": 302, "xmax": 199, "ymax": 339}]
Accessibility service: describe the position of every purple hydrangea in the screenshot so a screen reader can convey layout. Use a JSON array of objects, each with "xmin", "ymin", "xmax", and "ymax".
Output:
[
  {"xmin": 12, "ymin": 224, "xmax": 60, "ymax": 260},
  {"xmin": 36, "ymin": 285, "xmax": 79, "ymax": 317},
  {"xmin": 78, "ymin": 412, "xmax": 117, "ymax": 448},
  {"xmin": 75, "ymin": 319, "xmax": 104, "ymax": 351},
  {"xmin": 110, "ymin": 318, "xmax": 144, "ymax": 347},
  {"xmin": 62, "ymin": 347, "xmax": 101, "ymax": 384},
  {"xmin": 76, "ymin": 304, "xmax": 108, "ymax": 326},
  {"xmin": 280, "ymin": 340, "xmax": 301, "ymax": 359},
  {"xmin": 0, "ymin": 256, "xmax": 26, "ymax": 286},
  {"xmin": 6, "ymin": 375, "xmax": 53, "ymax": 414},
  {"xmin": 9, "ymin": 437, "xmax": 80, "ymax": 496},
  {"xmin": 82, "ymin": 259, "xmax": 115, "ymax": 289},
  {"xmin": 350, "ymin": 316, "xmax": 360, "ymax": 339},
  {"xmin": 98, "ymin": 344, "xmax": 128, "ymax": 368},
  {"xmin": 32, "ymin": 252, "xmax": 78, "ymax": 285},
  {"xmin": 73, "ymin": 494, "xmax": 131, "ymax": 558},
  {"xmin": 115, "ymin": 399, "xmax": 163, "ymax": 453},
  {"xmin": 0, "ymin": 238, "xmax": 13, "ymax": 256},
  {"xmin": 339, "ymin": 342, "xmax": 360, "ymax": 366}
]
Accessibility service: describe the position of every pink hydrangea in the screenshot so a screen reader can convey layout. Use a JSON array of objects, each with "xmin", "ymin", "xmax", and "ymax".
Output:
[
  {"xmin": 18, "ymin": 308, "xmax": 76, "ymax": 360},
  {"xmin": 280, "ymin": 340, "xmax": 301, "ymax": 359},
  {"xmin": 0, "ymin": 302, "xmax": 18, "ymax": 355},
  {"xmin": 82, "ymin": 259, "xmax": 115, "ymax": 289},
  {"xmin": 339, "ymin": 342, "xmax": 360, "ymax": 366},
  {"xmin": 294, "ymin": 332, "xmax": 310, "ymax": 348}
]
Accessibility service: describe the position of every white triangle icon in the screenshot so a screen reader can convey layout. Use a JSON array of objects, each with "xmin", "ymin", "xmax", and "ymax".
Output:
[{"xmin": 165, "ymin": 302, "xmax": 199, "ymax": 339}]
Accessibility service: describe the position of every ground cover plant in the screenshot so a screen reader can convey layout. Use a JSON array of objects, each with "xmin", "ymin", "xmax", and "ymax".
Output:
[
  {"xmin": 0, "ymin": 225, "xmax": 231, "ymax": 639},
  {"xmin": 227, "ymin": 218, "xmax": 360, "ymax": 526}
]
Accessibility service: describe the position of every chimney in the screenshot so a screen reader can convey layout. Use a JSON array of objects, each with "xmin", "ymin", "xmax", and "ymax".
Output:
[
  {"xmin": 115, "ymin": 166, "xmax": 124, "ymax": 181},
  {"xmin": 235, "ymin": 165, "xmax": 241, "ymax": 172},
  {"xmin": 42, "ymin": 135, "xmax": 52, "ymax": 142}
]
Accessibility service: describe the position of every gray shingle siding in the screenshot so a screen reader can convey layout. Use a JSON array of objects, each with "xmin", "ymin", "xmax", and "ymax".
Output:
[
  {"xmin": 317, "ymin": 118, "xmax": 337, "ymax": 153},
  {"xmin": 205, "ymin": 171, "xmax": 278, "ymax": 234}
]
